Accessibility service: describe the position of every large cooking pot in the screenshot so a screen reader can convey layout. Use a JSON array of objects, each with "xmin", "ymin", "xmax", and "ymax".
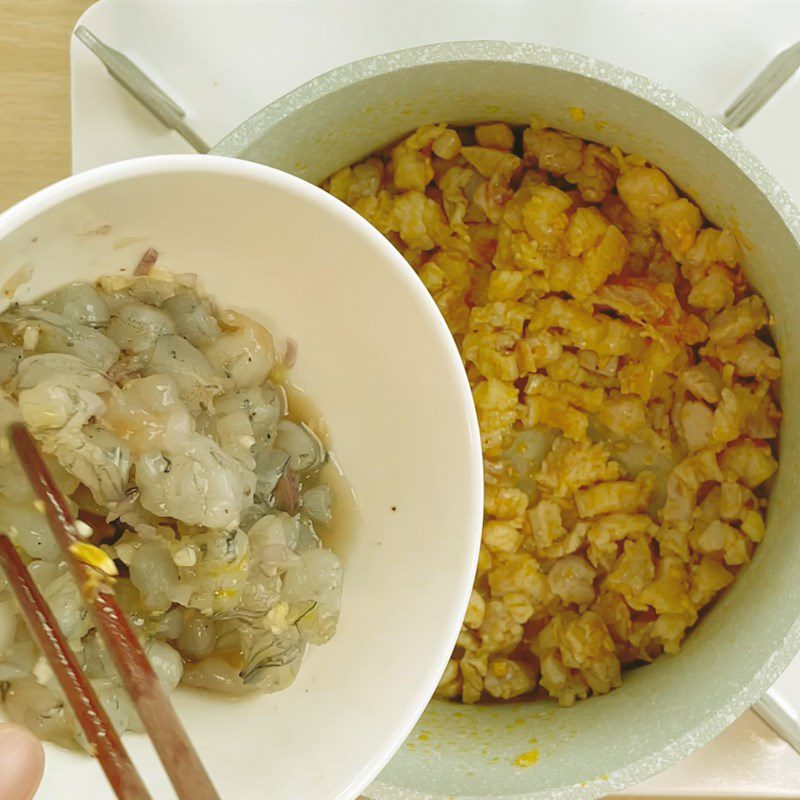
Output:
[{"xmin": 214, "ymin": 41, "xmax": 800, "ymax": 800}]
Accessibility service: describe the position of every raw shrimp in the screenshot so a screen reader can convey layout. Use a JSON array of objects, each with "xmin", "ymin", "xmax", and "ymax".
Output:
[
  {"xmin": 0, "ymin": 344, "xmax": 22, "ymax": 384},
  {"xmin": 150, "ymin": 334, "xmax": 224, "ymax": 413},
  {"xmin": 2, "ymin": 307, "xmax": 120, "ymax": 371},
  {"xmin": 162, "ymin": 289, "xmax": 221, "ymax": 346},
  {"xmin": 107, "ymin": 302, "xmax": 175, "ymax": 354},
  {"xmin": 0, "ymin": 270, "xmax": 346, "ymax": 748},
  {"xmin": 203, "ymin": 311, "xmax": 275, "ymax": 388},
  {"xmin": 136, "ymin": 433, "xmax": 255, "ymax": 529},
  {"xmin": 39, "ymin": 283, "xmax": 110, "ymax": 328}
]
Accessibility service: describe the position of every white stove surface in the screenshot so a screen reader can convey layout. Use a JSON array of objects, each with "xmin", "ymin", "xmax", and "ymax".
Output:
[{"xmin": 71, "ymin": 1, "xmax": 800, "ymax": 796}]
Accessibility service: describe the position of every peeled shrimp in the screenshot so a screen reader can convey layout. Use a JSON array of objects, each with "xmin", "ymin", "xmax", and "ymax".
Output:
[
  {"xmin": 0, "ymin": 345, "xmax": 22, "ymax": 384},
  {"xmin": 136, "ymin": 433, "xmax": 255, "ymax": 529},
  {"xmin": 214, "ymin": 384, "xmax": 283, "ymax": 445},
  {"xmin": 0, "ymin": 271, "xmax": 345, "ymax": 746},
  {"xmin": 104, "ymin": 374, "xmax": 193, "ymax": 455},
  {"xmin": 39, "ymin": 283, "xmax": 110, "ymax": 328},
  {"xmin": 162, "ymin": 289, "xmax": 221, "ymax": 346},
  {"xmin": 203, "ymin": 311, "xmax": 275, "ymax": 388},
  {"xmin": 4, "ymin": 307, "xmax": 119, "ymax": 371},
  {"xmin": 107, "ymin": 302, "xmax": 175, "ymax": 354},
  {"xmin": 2, "ymin": 678, "xmax": 75, "ymax": 750},
  {"xmin": 150, "ymin": 334, "xmax": 223, "ymax": 413}
]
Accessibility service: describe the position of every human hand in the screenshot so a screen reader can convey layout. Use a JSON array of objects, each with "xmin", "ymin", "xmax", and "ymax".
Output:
[{"xmin": 0, "ymin": 724, "xmax": 44, "ymax": 800}]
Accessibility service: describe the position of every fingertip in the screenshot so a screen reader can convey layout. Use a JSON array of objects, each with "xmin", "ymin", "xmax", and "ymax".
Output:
[{"xmin": 0, "ymin": 724, "xmax": 45, "ymax": 800}]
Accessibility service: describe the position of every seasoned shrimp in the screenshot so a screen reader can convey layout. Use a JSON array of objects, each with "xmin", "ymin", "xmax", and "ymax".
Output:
[
  {"xmin": 0, "ymin": 271, "xmax": 345, "ymax": 746},
  {"xmin": 203, "ymin": 310, "xmax": 275, "ymax": 388},
  {"xmin": 2, "ymin": 307, "xmax": 120, "ymax": 371},
  {"xmin": 136, "ymin": 433, "xmax": 255, "ymax": 529}
]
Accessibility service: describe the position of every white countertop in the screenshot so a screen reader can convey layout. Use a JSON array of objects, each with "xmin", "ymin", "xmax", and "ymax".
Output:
[{"xmin": 71, "ymin": 1, "xmax": 800, "ymax": 796}]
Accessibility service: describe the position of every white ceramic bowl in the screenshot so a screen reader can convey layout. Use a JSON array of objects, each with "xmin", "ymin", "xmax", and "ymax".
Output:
[{"xmin": 0, "ymin": 155, "xmax": 483, "ymax": 800}]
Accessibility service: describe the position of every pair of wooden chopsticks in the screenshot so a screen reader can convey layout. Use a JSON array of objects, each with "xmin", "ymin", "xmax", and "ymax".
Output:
[{"xmin": 0, "ymin": 424, "xmax": 221, "ymax": 800}]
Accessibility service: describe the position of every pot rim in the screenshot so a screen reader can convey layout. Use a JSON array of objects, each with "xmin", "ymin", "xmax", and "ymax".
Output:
[{"xmin": 216, "ymin": 39, "xmax": 800, "ymax": 800}]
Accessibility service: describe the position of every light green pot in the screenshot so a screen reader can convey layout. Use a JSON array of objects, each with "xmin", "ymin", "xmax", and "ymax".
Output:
[{"xmin": 214, "ymin": 41, "xmax": 800, "ymax": 800}]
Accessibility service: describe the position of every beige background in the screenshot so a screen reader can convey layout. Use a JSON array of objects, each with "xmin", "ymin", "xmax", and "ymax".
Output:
[{"xmin": 0, "ymin": 0, "xmax": 95, "ymax": 211}]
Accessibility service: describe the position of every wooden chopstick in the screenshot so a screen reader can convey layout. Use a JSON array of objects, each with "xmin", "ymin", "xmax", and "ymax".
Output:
[
  {"xmin": 0, "ymin": 535, "xmax": 152, "ymax": 800},
  {"xmin": 10, "ymin": 424, "xmax": 221, "ymax": 800}
]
